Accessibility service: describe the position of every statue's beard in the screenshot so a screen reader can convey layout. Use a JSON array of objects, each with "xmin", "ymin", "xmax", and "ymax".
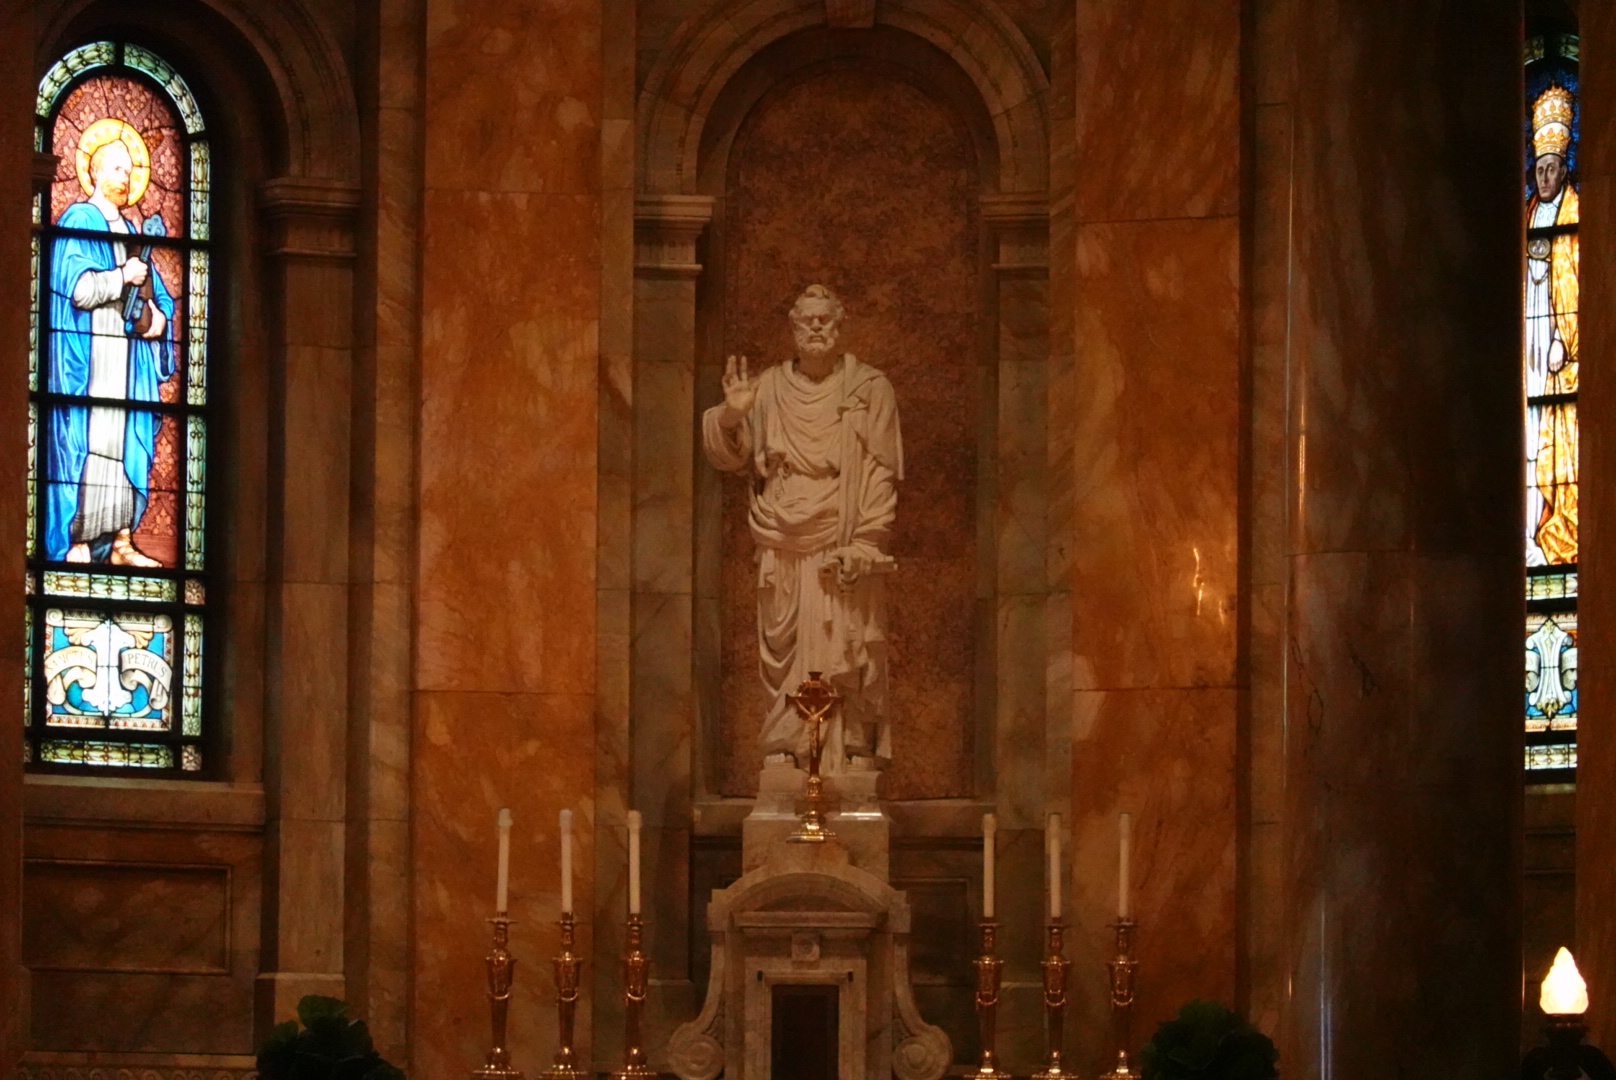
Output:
[{"xmin": 795, "ymin": 335, "xmax": 838, "ymax": 363}]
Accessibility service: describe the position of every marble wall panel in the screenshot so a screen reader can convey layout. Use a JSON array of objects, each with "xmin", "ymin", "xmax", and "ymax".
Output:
[
  {"xmin": 1070, "ymin": 217, "xmax": 1240, "ymax": 691},
  {"xmin": 410, "ymin": 691, "xmax": 596, "ymax": 1079},
  {"xmin": 716, "ymin": 67, "xmax": 981, "ymax": 799},
  {"xmin": 1072, "ymin": 0, "xmax": 1240, "ymax": 222},
  {"xmin": 422, "ymin": 0, "xmax": 602, "ymax": 194},
  {"xmin": 416, "ymin": 189, "xmax": 600, "ymax": 697},
  {"xmin": 1284, "ymin": 552, "xmax": 1519, "ymax": 1074},
  {"xmin": 1069, "ymin": 688, "xmax": 1237, "ymax": 1076},
  {"xmin": 24, "ymin": 863, "xmax": 228, "ymax": 973},
  {"xmin": 21, "ymin": 825, "xmax": 260, "ymax": 1054}
]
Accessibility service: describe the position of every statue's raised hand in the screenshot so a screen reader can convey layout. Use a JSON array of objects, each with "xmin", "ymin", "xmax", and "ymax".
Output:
[{"xmin": 719, "ymin": 354, "xmax": 759, "ymax": 429}]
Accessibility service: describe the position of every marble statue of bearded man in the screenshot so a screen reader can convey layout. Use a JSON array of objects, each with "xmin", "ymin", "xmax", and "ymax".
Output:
[{"xmin": 702, "ymin": 285, "xmax": 903, "ymax": 772}]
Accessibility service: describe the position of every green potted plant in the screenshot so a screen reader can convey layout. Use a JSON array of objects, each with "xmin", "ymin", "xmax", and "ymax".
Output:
[
  {"xmin": 1140, "ymin": 999, "xmax": 1278, "ymax": 1080},
  {"xmin": 257, "ymin": 995, "xmax": 405, "ymax": 1080}
]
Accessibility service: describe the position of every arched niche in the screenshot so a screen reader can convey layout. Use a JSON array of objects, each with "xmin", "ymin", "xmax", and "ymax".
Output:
[
  {"xmin": 629, "ymin": 0, "xmax": 1052, "ymax": 822},
  {"xmin": 698, "ymin": 30, "xmax": 996, "ymax": 799}
]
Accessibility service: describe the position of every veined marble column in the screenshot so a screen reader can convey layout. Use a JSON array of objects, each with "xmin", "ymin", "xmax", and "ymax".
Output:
[
  {"xmin": 1282, "ymin": 2, "xmax": 1520, "ymax": 1074},
  {"xmin": 1578, "ymin": 0, "xmax": 1616, "ymax": 1052}
]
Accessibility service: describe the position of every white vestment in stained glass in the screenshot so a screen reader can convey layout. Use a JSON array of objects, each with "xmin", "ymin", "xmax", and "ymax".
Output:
[
  {"xmin": 1524, "ymin": 185, "xmax": 1579, "ymax": 566},
  {"xmin": 703, "ymin": 354, "xmax": 903, "ymax": 770},
  {"xmin": 70, "ymin": 209, "xmax": 138, "ymax": 544}
]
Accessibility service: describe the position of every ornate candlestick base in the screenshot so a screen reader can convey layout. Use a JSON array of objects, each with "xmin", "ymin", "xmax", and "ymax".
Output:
[
  {"xmin": 787, "ymin": 672, "xmax": 838, "ymax": 844},
  {"xmin": 972, "ymin": 921, "xmax": 1012, "ymax": 1080},
  {"xmin": 1099, "ymin": 918, "xmax": 1139, "ymax": 1080},
  {"xmin": 1520, "ymin": 1015, "xmax": 1616, "ymax": 1080},
  {"xmin": 1031, "ymin": 921, "xmax": 1075, "ymax": 1080},
  {"xmin": 473, "ymin": 916, "xmax": 524, "ymax": 1080},
  {"xmin": 611, "ymin": 913, "xmax": 656, "ymax": 1080},
  {"xmin": 540, "ymin": 912, "xmax": 586, "ymax": 1080}
]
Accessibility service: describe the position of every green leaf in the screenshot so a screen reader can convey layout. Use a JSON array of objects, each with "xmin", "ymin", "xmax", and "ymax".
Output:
[
  {"xmin": 297, "ymin": 996, "xmax": 350, "ymax": 1029},
  {"xmin": 256, "ymin": 1020, "xmax": 302, "ymax": 1080},
  {"xmin": 258, "ymin": 997, "xmax": 404, "ymax": 1080},
  {"xmin": 1141, "ymin": 1000, "xmax": 1277, "ymax": 1080}
]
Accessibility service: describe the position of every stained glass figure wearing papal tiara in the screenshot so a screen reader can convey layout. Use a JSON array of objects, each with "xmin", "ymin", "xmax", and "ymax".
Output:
[
  {"xmin": 47, "ymin": 117, "xmax": 175, "ymax": 567},
  {"xmin": 1525, "ymin": 83, "xmax": 1579, "ymax": 569}
]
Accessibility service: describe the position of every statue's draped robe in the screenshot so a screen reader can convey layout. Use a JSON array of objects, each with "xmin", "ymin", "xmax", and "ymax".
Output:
[
  {"xmin": 1525, "ymin": 183, "xmax": 1579, "ymax": 566},
  {"xmin": 47, "ymin": 202, "xmax": 175, "ymax": 562},
  {"xmin": 703, "ymin": 354, "xmax": 903, "ymax": 767}
]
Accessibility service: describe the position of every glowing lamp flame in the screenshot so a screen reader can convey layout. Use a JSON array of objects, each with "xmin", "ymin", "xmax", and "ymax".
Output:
[{"xmin": 1541, "ymin": 947, "xmax": 1590, "ymax": 1015}]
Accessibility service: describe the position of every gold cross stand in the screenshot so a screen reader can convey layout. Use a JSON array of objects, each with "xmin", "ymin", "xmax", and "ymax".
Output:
[{"xmin": 787, "ymin": 671, "xmax": 839, "ymax": 844}]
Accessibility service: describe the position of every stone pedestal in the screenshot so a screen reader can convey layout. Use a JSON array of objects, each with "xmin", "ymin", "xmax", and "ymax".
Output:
[
  {"xmin": 742, "ymin": 760, "xmax": 889, "ymax": 878},
  {"xmin": 668, "ymin": 805, "xmax": 948, "ymax": 1080}
]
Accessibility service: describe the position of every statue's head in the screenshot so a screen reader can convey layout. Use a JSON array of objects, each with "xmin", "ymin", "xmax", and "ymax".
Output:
[{"xmin": 790, "ymin": 284, "xmax": 844, "ymax": 362}]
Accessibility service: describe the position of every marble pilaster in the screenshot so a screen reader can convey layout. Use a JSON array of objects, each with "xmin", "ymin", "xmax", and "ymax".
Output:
[
  {"xmin": 256, "ymin": 177, "xmax": 361, "ymax": 1038},
  {"xmin": 414, "ymin": 2, "xmax": 603, "ymax": 1075},
  {"xmin": 624, "ymin": 193, "xmax": 712, "ymax": 1069},
  {"xmin": 345, "ymin": 0, "xmax": 425, "ymax": 1061}
]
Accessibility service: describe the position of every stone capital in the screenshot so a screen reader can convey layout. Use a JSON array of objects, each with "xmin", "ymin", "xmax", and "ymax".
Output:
[
  {"xmin": 259, "ymin": 176, "xmax": 361, "ymax": 261},
  {"xmin": 635, "ymin": 193, "xmax": 716, "ymax": 278},
  {"xmin": 980, "ymin": 191, "xmax": 1049, "ymax": 276}
]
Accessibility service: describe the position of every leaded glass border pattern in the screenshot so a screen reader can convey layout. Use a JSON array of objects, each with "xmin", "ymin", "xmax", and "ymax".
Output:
[{"xmin": 26, "ymin": 42, "xmax": 210, "ymax": 775}]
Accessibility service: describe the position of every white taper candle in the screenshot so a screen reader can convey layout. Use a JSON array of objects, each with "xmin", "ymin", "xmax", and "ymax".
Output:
[
  {"xmin": 1118, "ymin": 811, "xmax": 1132, "ymax": 920},
  {"xmin": 1048, "ymin": 812, "xmax": 1062, "ymax": 920},
  {"xmin": 496, "ymin": 807, "xmax": 513, "ymax": 914},
  {"xmin": 628, "ymin": 810, "xmax": 642, "ymax": 915},
  {"xmin": 983, "ymin": 812, "xmax": 997, "ymax": 919},
  {"xmin": 560, "ymin": 807, "xmax": 574, "ymax": 915}
]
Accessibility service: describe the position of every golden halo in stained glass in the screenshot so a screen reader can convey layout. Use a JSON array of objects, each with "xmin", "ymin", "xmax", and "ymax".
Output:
[{"xmin": 75, "ymin": 118, "xmax": 151, "ymax": 205}]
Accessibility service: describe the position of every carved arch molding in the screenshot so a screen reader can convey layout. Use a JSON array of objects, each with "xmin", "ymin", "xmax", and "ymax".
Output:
[
  {"xmin": 638, "ymin": 0, "xmax": 1050, "ymax": 196},
  {"xmin": 38, "ymin": 0, "xmax": 359, "ymax": 183}
]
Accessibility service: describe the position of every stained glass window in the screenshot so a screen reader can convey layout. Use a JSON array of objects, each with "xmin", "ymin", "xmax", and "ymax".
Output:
[
  {"xmin": 26, "ymin": 43, "xmax": 209, "ymax": 774},
  {"xmin": 1524, "ymin": 32, "xmax": 1579, "ymax": 780}
]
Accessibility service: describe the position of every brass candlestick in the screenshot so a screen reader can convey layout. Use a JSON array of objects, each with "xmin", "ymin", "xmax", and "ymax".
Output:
[
  {"xmin": 1032, "ymin": 921, "xmax": 1075, "ymax": 1080},
  {"xmin": 787, "ymin": 671, "xmax": 838, "ymax": 844},
  {"xmin": 972, "ymin": 920, "xmax": 1011, "ymax": 1080},
  {"xmin": 540, "ymin": 912, "xmax": 585, "ymax": 1080},
  {"xmin": 1100, "ymin": 918, "xmax": 1139, "ymax": 1080},
  {"xmin": 1520, "ymin": 1014, "xmax": 1616, "ymax": 1079},
  {"xmin": 473, "ymin": 916, "xmax": 523, "ymax": 1080},
  {"xmin": 610, "ymin": 913, "xmax": 655, "ymax": 1080}
]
